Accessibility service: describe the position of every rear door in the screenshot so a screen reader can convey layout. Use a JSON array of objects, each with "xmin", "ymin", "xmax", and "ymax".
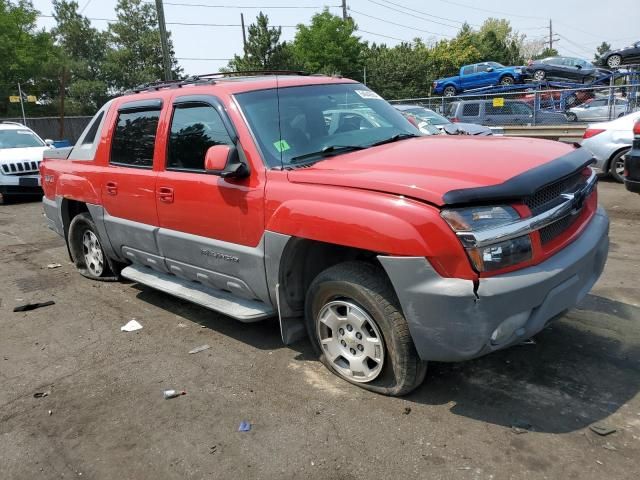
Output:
[
  {"xmin": 154, "ymin": 94, "xmax": 268, "ymax": 302},
  {"xmin": 101, "ymin": 99, "xmax": 164, "ymax": 268}
]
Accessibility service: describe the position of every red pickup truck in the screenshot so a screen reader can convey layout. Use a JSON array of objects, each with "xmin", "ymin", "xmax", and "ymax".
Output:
[{"xmin": 41, "ymin": 73, "xmax": 609, "ymax": 396}]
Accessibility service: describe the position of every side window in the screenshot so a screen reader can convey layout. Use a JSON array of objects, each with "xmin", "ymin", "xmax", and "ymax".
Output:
[
  {"xmin": 110, "ymin": 109, "xmax": 160, "ymax": 168},
  {"xmin": 462, "ymin": 65, "xmax": 475, "ymax": 75},
  {"xmin": 511, "ymin": 103, "xmax": 532, "ymax": 115},
  {"xmin": 462, "ymin": 103, "xmax": 479, "ymax": 116},
  {"xmin": 486, "ymin": 103, "xmax": 507, "ymax": 115},
  {"xmin": 167, "ymin": 103, "xmax": 232, "ymax": 171},
  {"xmin": 81, "ymin": 112, "xmax": 104, "ymax": 146}
]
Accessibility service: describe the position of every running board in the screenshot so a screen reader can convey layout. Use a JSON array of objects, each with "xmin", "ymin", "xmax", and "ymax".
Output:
[{"xmin": 121, "ymin": 265, "xmax": 275, "ymax": 322}]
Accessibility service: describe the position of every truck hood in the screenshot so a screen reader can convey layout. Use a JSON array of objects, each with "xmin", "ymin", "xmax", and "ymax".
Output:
[
  {"xmin": 0, "ymin": 146, "xmax": 48, "ymax": 163},
  {"xmin": 287, "ymin": 136, "xmax": 583, "ymax": 206}
]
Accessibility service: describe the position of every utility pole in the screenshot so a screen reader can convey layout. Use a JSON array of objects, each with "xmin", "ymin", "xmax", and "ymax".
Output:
[
  {"xmin": 59, "ymin": 67, "xmax": 67, "ymax": 138},
  {"xmin": 363, "ymin": 66, "xmax": 367, "ymax": 86},
  {"xmin": 17, "ymin": 82, "xmax": 26, "ymax": 126},
  {"xmin": 342, "ymin": 0, "xmax": 347, "ymax": 21},
  {"xmin": 240, "ymin": 13, "xmax": 247, "ymax": 56},
  {"xmin": 155, "ymin": 0, "xmax": 173, "ymax": 81},
  {"xmin": 548, "ymin": 18, "xmax": 553, "ymax": 51}
]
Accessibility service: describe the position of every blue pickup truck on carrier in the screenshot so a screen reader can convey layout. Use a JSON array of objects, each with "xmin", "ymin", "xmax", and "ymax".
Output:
[{"xmin": 433, "ymin": 62, "xmax": 525, "ymax": 96}]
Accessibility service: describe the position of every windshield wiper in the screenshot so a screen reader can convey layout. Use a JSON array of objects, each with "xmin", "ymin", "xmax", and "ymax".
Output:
[
  {"xmin": 290, "ymin": 144, "xmax": 368, "ymax": 164},
  {"xmin": 370, "ymin": 132, "xmax": 420, "ymax": 147}
]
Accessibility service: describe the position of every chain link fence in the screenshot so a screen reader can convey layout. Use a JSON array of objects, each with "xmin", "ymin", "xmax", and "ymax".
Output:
[{"xmin": 389, "ymin": 83, "xmax": 640, "ymax": 127}]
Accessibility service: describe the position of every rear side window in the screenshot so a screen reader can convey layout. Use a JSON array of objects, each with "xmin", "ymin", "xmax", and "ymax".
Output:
[
  {"xmin": 110, "ymin": 110, "xmax": 160, "ymax": 168},
  {"xmin": 81, "ymin": 112, "xmax": 104, "ymax": 145},
  {"xmin": 167, "ymin": 103, "xmax": 232, "ymax": 171},
  {"xmin": 462, "ymin": 103, "xmax": 479, "ymax": 116}
]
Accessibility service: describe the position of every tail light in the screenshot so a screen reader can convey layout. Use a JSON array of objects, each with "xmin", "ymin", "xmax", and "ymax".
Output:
[
  {"xmin": 634, "ymin": 120, "xmax": 640, "ymax": 136},
  {"xmin": 451, "ymin": 117, "xmax": 460, "ymax": 123},
  {"xmin": 583, "ymin": 128, "xmax": 605, "ymax": 139}
]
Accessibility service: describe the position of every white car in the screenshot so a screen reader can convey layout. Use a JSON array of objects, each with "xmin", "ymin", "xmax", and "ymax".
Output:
[
  {"xmin": 581, "ymin": 111, "xmax": 640, "ymax": 182},
  {"xmin": 0, "ymin": 122, "xmax": 53, "ymax": 200},
  {"xmin": 566, "ymin": 97, "xmax": 629, "ymax": 122}
]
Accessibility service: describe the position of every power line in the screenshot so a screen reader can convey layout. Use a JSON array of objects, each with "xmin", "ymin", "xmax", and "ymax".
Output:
[
  {"xmin": 350, "ymin": 9, "xmax": 450, "ymax": 38},
  {"xmin": 358, "ymin": 29, "xmax": 411, "ymax": 43},
  {"xmin": 363, "ymin": 0, "xmax": 461, "ymax": 29},
  {"xmin": 37, "ymin": 14, "xmax": 298, "ymax": 27},
  {"xmin": 434, "ymin": 0, "xmax": 546, "ymax": 20},
  {"xmin": 374, "ymin": 0, "xmax": 480, "ymax": 27},
  {"xmin": 177, "ymin": 57, "xmax": 232, "ymax": 60},
  {"xmin": 154, "ymin": 1, "xmax": 341, "ymax": 8}
]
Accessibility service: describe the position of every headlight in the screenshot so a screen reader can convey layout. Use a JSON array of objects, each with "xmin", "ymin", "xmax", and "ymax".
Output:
[
  {"xmin": 441, "ymin": 206, "xmax": 532, "ymax": 272},
  {"xmin": 441, "ymin": 206, "xmax": 520, "ymax": 232},
  {"xmin": 466, "ymin": 235, "xmax": 532, "ymax": 272}
]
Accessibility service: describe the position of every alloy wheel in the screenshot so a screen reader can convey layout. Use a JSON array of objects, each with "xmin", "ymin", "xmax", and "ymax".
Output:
[
  {"xmin": 82, "ymin": 230, "xmax": 104, "ymax": 277},
  {"xmin": 316, "ymin": 300, "xmax": 385, "ymax": 383}
]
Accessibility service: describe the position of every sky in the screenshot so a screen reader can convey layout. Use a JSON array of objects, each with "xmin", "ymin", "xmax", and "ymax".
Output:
[{"xmin": 32, "ymin": 0, "xmax": 640, "ymax": 75}]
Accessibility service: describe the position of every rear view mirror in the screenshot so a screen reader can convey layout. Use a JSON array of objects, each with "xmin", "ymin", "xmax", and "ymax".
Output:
[{"xmin": 205, "ymin": 144, "xmax": 249, "ymax": 179}]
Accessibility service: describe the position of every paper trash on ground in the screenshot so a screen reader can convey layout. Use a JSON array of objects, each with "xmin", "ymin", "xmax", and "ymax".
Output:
[{"xmin": 121, "ymin": 319, "xmax": 143, "ymax": 332}]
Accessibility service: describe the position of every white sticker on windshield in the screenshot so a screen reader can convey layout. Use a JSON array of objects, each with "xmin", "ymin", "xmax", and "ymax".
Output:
[
  {"xmin": 17, "ymin": 130, "xmax": 32, "ymax": 135},
  {"xmin": 354, "ymin": 90, "xmax": 382, "ymax": 100}
]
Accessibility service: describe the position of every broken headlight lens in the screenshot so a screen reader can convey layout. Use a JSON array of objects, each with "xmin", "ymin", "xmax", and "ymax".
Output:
[
  {"xmin": 441, "ymin": 205, "xmax": 520, "ymax": 232},
  {"xmin": 466, "ymin": 235, "xmax": 532, "ymax": 272},
  {"xmin": 441, "ymin": 206, "xmax": 531, "ymax": 272}
]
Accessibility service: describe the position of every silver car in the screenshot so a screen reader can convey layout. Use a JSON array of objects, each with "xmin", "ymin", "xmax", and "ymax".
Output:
[
  {"xmin": 581, "ymin": 111, "xmax": 640, "ymax": 182},
  {"xmin": 567, "ymin": 97, "xmax": 629, "ymax": 122}
]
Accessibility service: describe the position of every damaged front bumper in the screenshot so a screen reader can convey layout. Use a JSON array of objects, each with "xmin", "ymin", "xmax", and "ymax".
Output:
[{"xmin": 379, "ymin": 207, "xmax": 609, "ymax": 362}]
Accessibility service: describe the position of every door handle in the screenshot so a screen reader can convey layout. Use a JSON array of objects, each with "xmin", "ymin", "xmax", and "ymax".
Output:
[
  {"xmin": 106, "ymin": 181, "xmax": 118, "ymax": 196},
  {"xmin": 158, "ymin": 186, "xmax": 174, "ymax": 203}
]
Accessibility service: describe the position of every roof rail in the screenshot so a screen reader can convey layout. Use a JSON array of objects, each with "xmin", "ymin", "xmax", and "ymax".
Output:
[
  {"xmin": 1, "ymin": 121, "xmax": 25, "ymax": 126},
  {"xmin": 123, "ymin": 70, "xmax": 310, "ymax": 95}
]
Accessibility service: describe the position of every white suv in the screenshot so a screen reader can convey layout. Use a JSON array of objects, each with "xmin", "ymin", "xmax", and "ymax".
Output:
[{"xmin": 0, "ymin": 122, "xmax": 53, "ymax": 200}]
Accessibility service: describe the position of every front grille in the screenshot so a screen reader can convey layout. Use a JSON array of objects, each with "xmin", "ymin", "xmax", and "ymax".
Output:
[
  {"xmin": 539, "ymin": 212, "xmax": 580, "ymax": 245},
  {"xmin": 525, "ymin": 171, "xmax": 585, "ymax": 215},
  {"xmin": 1, "ymin": 160, "xmax": 40, "ymax": 176}
]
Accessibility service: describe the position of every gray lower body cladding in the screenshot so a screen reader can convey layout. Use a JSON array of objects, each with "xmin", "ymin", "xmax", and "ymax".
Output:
[{"xmin": 379, "ymin": 207, "xmax": 609, "ymax": 362}]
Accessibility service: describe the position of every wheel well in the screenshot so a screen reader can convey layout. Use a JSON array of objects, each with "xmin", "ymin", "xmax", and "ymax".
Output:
[
  {"xmin": 278, "ymin": 239, "xmax": 380, "ymax": 316},
  {"xmin": 61, "ymin": 199, "xmax": 88, "ymax": 243},
  {"xmin": 607, "ymin": 146, "xmax": 631, "ymax": 172}
]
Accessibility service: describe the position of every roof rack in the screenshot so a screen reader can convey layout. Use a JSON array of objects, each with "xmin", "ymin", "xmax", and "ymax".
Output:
[
  {"xmin": 124, "ymin": 70, "xmax": 309, "ymax": 95},
  {"xmin": 1, "ymin": 121, "xmax": 25, "ymax": 127}
]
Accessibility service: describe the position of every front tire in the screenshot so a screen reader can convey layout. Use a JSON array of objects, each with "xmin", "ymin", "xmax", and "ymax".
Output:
[
  {"xmin": 607, "ymin": 54, "xmax": 622, "ymax": 68},
  {"xmin": 68, "ymin": 212, "xmax": 114, "ymax": 280},
  {"xmin": 305, "ymin": 262, "xmax": 427, "ymax": 396},
  {"xmin": 499, "ymin": 75, "xmax": 515, "ymax": 86},
  {"xmin": 443, "ymin": 85, "xmax": 457, "ymax": 97},
  {"xmin": 533, "ymin": 69, "xmax": 546, "ymax": 81},
  {"xmin": 609, "ymin": 148, "xmax": 629, "ymax": 183}
]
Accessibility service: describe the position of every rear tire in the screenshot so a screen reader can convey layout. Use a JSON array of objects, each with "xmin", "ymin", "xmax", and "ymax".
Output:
[
  {"xmin": 68, "ymin": 212, "xmax": 115, "ymax": 280},
  {"xmin": 609, "ymin": 148, "xmax": 629, "ymax": 183},
  {"xmin": 305, "ymin": 261, "xmax": 427, "ymax": 396}
]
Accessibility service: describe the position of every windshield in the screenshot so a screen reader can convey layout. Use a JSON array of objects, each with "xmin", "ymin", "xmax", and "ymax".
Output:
[
  {"xmin": 405, "ymin": 107, "xmax": 450, "ymax": 126},
  {"xmin": 0, "ymin": 129, "xmax": 44, "ymax": 149},
  {"xmin": 235, "ymin": 83, "xmax": 419, "ymax": 167}
]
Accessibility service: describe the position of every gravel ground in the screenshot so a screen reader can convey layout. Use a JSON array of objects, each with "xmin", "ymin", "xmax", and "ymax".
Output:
[{"xmin": 1, "ymin": 179, "xmax": 639, "ymax": 480}]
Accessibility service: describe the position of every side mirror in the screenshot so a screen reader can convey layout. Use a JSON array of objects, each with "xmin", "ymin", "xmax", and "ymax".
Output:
[
  {"xmin": 44, "ymin": 139, "xmax": 55, "ymax": 146},
  {"xmin": 576, "ymin": 64, "xmax": 582, "ymax": 69},
  {"xmin": 204, "ymin": 144, "xmax": 249, "ymax": 179},
  {"xmin": 486, "ymin": 67, "xmax": 494, "ymax": 72}
]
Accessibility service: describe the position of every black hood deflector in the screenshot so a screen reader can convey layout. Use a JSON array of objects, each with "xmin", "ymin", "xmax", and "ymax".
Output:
[{"xmin": 442, "ymin": 146, "xmax": 594, "ymax": 206}]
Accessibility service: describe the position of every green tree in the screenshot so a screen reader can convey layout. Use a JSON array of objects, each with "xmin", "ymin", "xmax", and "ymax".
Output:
[
  {"xmin": 362, "ymin": 41, "xmax": 432, "ymax": 99},
  {"xmin": 104, "ymin": 0, "xmax": 181, "ymax": 91},
  {"xmin": 292, "ymin": 9, "xmax": 364, "ymax": 77},
  {"xmin": 226, "ymin": 12, "xmax": 293, "ymax": 71},
  {"xmin": 534, "ymin": 47, "xmax": 559, "ymax": 60},
  {"xmin": 51, "ymin": 0, "xmax": 110, "ymax": 114},
  {"xmin": 594, "ymin": 41, "xmax": 611, "ymax": 64},
  {"xmin": 0, "ymin": 0, "xmax": 56, "ymax": 116}
]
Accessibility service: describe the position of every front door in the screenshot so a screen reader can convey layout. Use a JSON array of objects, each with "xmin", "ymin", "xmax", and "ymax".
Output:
[
  {"xmin": 155, "ymin": 95, "xmax": 268, "ymax": 302},
  {"xmin": 101, "ymin": 100, "xmax": 164, "ymax": 269}
]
